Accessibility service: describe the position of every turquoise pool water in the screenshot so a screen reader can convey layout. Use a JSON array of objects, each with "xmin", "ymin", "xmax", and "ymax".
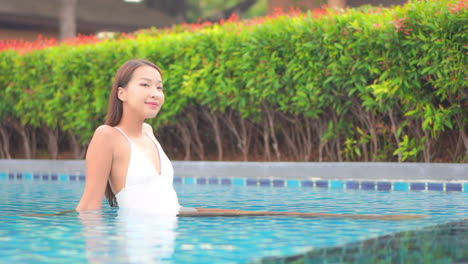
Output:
[{"xmin": 0, "ymin": 180, "xmax": 467, "ymax": 263}]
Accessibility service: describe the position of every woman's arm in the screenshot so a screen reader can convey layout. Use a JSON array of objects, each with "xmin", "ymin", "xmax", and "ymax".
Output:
[{"xmin": 76, "ymin": 125, "xmax": 115, "ymax": 211}]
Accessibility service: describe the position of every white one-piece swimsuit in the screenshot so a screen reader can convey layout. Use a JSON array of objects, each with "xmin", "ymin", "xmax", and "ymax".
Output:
[{"xmin": 112, "ymin": 126, "xmax": 181, "ymax": 216}]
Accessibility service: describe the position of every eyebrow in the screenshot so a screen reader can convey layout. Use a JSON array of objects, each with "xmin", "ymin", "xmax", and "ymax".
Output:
[{"xmin": 139, "ymin": 77, "xmax": 162, "ymax": 84}]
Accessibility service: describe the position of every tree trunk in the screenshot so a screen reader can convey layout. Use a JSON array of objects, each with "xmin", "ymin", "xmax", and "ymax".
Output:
[
  {"xmin": 423, "ymin": 128, "xmax": 432, "ymax": 163},
  {"xmin": 30, "ymin": 129, "xmax": 37, "ymax": 158},
  {"xmin": 222, "ymin": 110, "xmax": 251, "ymax": 161},
  {"xmin": 264, "ymin": 105, "xmax": 281, "ymax": 160},
  {"xmin": 59, "ymin": 0, "xmax": 78, "ymax": 41},
  {"xmin": 262, "ymin": 118, "xmax": 271, "ymax": 161},
  {"xmin": 45, "ymin": 128, "xmax": 59, "ymax": 160},
  {"xmin": 69, "ymin": 132, "xmax": 83, "ymax": 159},
  {"xmin": 187, "ymin": 111, "xmax": 205, "ymax": 160},
  {"xmin": 176, "ymin": 122, "xmax": 191, "ymax": 160},
  {"xmin": 331, "ymin": 111, "xmax": 343, "ymax": 161},
  {"xmin": 238, "ymin": 117, "xmax": 251, "ymax": 161},
  {"xmin": 9, "ymin": 120, "xmax": 32, "ymax": 159},
  {"xmin": 455, "ymin": 117, "xmax": 468, "ymax": 158},
  {"xmin": 0, "ymin": 124, "xmax": 11, "ymax": 159},
  {"xmin": 202, "ymin": 108, "xmax": 223, "ymax": 161},
  {"xmin": 222, "ymin": 0, "xmax": 256, "ymax": 18},
  {"xmin": 388, "ymin": 109, "xmax": 402, "ymax": 162},
  {"xmin": 328, "ymin": 0, "xmax": 346, "ymax": 8},
  {"xmin": 315, "ymin": 118, "xmax": 328, "ymax": 162}
]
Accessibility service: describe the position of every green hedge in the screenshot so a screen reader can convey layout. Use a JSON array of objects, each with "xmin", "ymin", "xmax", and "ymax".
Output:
[{"xmin": 0, "ymin": 0, "xmax": 466, "ymax": 162}]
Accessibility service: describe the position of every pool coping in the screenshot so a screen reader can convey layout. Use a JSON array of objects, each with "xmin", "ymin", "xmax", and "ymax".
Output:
[
  {"xmin": 0, "ymin": 159, "xmax": 466, "ymax": 180},
  {"xmin": 1, "ymin": 160, "xmax": 467, "ymax": 192}
]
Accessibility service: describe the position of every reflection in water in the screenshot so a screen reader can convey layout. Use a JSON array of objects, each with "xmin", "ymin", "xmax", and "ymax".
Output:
[{"xmin": 79, "ymin": 209, "xmax": 178, "ymax": 263}]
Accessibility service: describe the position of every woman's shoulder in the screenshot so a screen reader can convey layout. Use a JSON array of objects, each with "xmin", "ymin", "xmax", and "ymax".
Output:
[
  {"xmin": 94, "ymin": 124, "xmax": 118, "ymax": 136},
  {"xmin": 91, "ymin": 125, "xmax": 121, "ymax": 143}
]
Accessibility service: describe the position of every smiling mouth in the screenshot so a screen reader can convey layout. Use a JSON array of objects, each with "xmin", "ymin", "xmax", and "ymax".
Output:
[{"xmin": 146, "ymin": 102, "xmax": 160, "ymax": 107}]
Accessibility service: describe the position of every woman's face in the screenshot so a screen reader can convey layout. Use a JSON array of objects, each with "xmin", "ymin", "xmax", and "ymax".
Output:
[{"xmin": 118, "ymin": 65, "xmax": 165, "ymax": 120}]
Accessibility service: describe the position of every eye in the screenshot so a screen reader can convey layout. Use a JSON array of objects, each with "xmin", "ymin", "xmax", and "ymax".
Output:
[
  {"xmin": 140, "ymin": 83, "xmax": 150, "ymax": 87},
  {"xmin": 157, "ymin": 86, "xmax": 164, "ymax": 90}
]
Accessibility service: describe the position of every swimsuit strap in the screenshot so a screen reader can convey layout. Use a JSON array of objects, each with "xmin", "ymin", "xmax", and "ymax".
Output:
[{"xmin": 114, "ymin": 127, "xmax": 131, "ymax": 142}]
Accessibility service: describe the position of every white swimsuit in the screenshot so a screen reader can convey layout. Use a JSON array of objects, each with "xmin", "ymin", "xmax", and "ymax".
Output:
[{"xmin": 112, "ymin": 126, "xmax": 181, "ymax": 216}]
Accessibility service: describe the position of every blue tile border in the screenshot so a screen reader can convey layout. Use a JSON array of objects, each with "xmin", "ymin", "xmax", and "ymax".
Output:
[
  {"xmin": 1, "ymin": 171, "xmax": 467, "ymax": 193},
  {"xmin": 247, "ymin": 179, "xmax": 258, "ymax": 186},
  {"xmin": 221, "ymin": 178, "xmax": 232, "ymax": 185},
  {"xmin": 394, "ymin": 182, "xmax": 409, "ymax": 191},
  {"xmin": 361, "ymin": 181, "xmax": 375, "ymax": 190},
  {"xmin": 209, "ymin": 178, "xmax": 220, "ymax": 185},
  {"xmin": 233, "ymin": 178, "xmax": 245, "ymax": 186},
  {"xmin": 410, "ymin": 182, "xmax": 426, "ymax": 191},
  {"xmin": 301, "ymin": 180, "xmax": 314, "ymax": 187},
  {"xmin": 273, "ymin": 179, "xmax": 285, "ymax": 187},
  {"xmin": 446, "ymin": 183, "xmax": 462, "ymax": 192},
  {"xmin": 331, "ymin": 180, "xmax": 344, "ymax": 189},
  {"xmin": 377, "ymin": 182, "xmax": 391, "ymax": 191},
  {"xmin": 185, "ymin": 177, "xmax": 196, "ymax": 184},
  {"xmin": 316, "ymin": 180, "xmax": 328, "ymax": 188},
  {"xmin": 196, "ymin": 178, "xmax": 207, "ymax": 184},
  {"xmin": 259, "ymin": 179, "xmax": 271, "ymax": 187},
  {"xmin": 25, "ymin": 172, "xmax": 33, "ymax": 180},
  {"xmin": 346, "ymin": 181, "xmax": 359, "ymax": 190},
  {"xmin": 428, "ymin": 182, "xmax": 443, "ymax": 191},
  {"xmin": 287, "ymin": 180, "xmax": 300, "ymax": 187}
]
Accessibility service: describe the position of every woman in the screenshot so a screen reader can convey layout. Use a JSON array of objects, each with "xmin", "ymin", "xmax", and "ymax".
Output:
[
  {"xmin": 76, "ymin": 59, "xmax": 182, "ymax": 214},
  {"xmin": 75, "ymin": 59, "xmax": 422, "ymax": 221}
]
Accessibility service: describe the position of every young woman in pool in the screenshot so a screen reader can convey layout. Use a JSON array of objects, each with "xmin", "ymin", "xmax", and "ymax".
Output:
[{"xmin": 75, "ymin": 59, "xmax": 421, "ymax": 220}]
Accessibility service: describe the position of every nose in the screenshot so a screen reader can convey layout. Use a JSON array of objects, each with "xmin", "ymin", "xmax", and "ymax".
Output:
[{"xmin": 150, "ymin": 86, "xmax": 160, "ymax": 99}]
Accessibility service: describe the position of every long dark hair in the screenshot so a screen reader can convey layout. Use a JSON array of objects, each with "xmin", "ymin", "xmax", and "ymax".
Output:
[{"xmin": 104, "ymin": 59, "xmax": 162, "ymax": 207}]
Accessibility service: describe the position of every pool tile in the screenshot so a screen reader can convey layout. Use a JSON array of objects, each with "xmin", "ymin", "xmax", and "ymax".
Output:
[
  {"xmin": 331, "ymin": 180, "xmax": 344, "ymax": 189},
  {"xmin": 393, "ymin": 182, "xmax": 409, "ymax": 191},
  {"xmin": 33, "ymin": 173, "xmax": 40, "ymax": 180},
  {"xmin": 346, "ymin": 181, "xmax": 359, "ymax": 190},
  {"xmin": 259, "ymin": 179, "xmax": 271, "ymax": 187},
  {"xmin": 0, "ymin": 172, "xmax": 7, "ymax": 180},
  {"xmin": 247, "ymin": 179, "xmax": 258, "ymax": 186},
  {"xmin": 316, "ymin": 180, "xmax": 328, "ymax": 188},
  {"xmin": 377, "ymin": 182, "xmax": 391, "ymax": 191},
  {"xmin": 69, "ymin": 174, "xmax": 77, "ymax": 181},
  {"xmin": 25, "ymin": 172, "xmax": 33, "ymax": 180},
  {"xmin": 428, "ymin": 182, "xmax": 443, "ymax": 191},
  {"xmin": 16, "ymin": 173, "xmax": 23, "ymax": 180},
  {"xmin": 8, "ymin": 173, "xmax": 15, "ymax": 179},
  {"xmin": 233, "ymin": 178, "xmax": 245, "ymax": 186},
  {"xmin": 209, "ymin": 178, "xmax": 220, "ymax": 185},
  {"xmin": 464, "ymin": 183, "xmax": 468, "ymax": 192},
  {"xmin": 78, "ymin": 174, "xmax": 86, "ymax": 181},
  {"xmin": 42, "ymin": 173, "xmax": 49, "ymax": 180},
  {"xmin": 221, "ymin": 178, "xmax": 232, "ymax": 185},
  {"xmin": 287, "ymin": 180, "xmax": 300, "ymax": 187},
  {"xmin": 185, "ymin": 177, "xmax": 196, "ymax": 184},
  {"xmin": 60, "ymin": 174, "xmax": 69, "ymax": 181},
  {"xmin": 410, "ymin": 182, "xmax": 426, "ymax": 191},
  {"xmin": 51, "ymin": 174, "xmax": 58, "ymax": 181},
  {"xmin": 174, "ymin": 177, "xmax": 182, "ymax": 184},
  {"xmin": 301, "ymin": 180, "xmax": 314, "ymax": 187},
  {"xmin": 446, "ymin": 183, "xmax": 462, "ymax": 192},
  {"xmin": 196, "ymin": 178, "xmax": 207, "ymax": 184},
  {"xmin": 273, "ymin": 180, "xmax": 285, "ymax": 187},
  {"xmin": 361, "ymin": 181, "xmax": 375, "ymax": 190}
]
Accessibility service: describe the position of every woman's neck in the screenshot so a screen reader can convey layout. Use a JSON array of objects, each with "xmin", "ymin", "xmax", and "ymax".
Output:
[{"xmin": 117, "ymin": 112, "xmax": 145, "ymax": 137}]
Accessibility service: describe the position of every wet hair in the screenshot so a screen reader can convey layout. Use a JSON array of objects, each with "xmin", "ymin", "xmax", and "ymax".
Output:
[{"xmin": 104, "ymin": 59, "xmax": 162, "ymax": 207}]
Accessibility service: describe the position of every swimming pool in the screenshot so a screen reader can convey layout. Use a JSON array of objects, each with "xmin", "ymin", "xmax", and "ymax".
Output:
[{"xmin": 1, "ymin": 173, "xmax": 467, "ymax": 264}]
